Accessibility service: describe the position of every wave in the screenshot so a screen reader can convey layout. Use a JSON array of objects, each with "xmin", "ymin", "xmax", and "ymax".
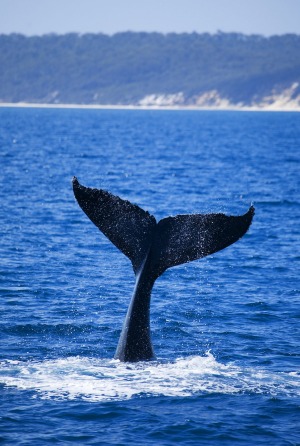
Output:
[
  {"xmin": 254, "ymin": 199, "xmax": 299, "ymax": 206},
  {"xmin": 1, "ymin": 323, "xmax": 95, "ymax": 336},
  {"xmin": 0, "ymin": 354, "xmax": 299, "ymax": 402}
]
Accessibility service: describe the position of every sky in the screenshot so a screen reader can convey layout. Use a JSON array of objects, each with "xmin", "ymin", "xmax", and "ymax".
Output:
[{"xmin": 1, "ymin": 0, "xmax": 300, "ymax": 37}]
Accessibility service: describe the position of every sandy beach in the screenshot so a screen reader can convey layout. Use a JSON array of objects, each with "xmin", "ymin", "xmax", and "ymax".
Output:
[{"xmin": 0, "ymin": 102, "xmax": 300, "ymax": 112}]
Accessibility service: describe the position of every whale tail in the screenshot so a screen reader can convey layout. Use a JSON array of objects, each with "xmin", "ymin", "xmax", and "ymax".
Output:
[{"xmin": 72, "ymin": 177, "xmax": 254, "ymax": 276}]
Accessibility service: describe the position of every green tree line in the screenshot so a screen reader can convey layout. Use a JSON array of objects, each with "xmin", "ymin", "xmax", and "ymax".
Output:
[{"xmin": 0, "ymin": 32, "xmax": 299, "ymax": 104}]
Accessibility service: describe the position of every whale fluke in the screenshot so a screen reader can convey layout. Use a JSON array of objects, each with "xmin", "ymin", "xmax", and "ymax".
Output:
[
  {"xmin": 154, "ymin": 206, "xmax": 254, "ymax": 276},
  {"xmin": 72, "ymin": 177, "xmax": 254, "ymax": 362},
  {"xmin": 72, "ymin": 177, "xmax": 156, "ymax": 274}
]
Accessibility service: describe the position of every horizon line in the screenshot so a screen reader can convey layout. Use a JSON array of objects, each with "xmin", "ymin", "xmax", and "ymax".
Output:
[{"xmin": 1, "ymin": 30, "xmax": 300, "ymax": 38}]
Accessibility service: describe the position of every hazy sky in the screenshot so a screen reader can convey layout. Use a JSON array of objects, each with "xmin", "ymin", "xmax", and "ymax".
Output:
[{"xmin": 1, "ymin": 0, "xmax": 300, "ymax": 36}]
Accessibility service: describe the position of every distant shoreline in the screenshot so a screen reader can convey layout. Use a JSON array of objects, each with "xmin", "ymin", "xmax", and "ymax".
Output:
[{"xmin": 0, "ymin": 102, "xmax": 299, "ymax": 112}]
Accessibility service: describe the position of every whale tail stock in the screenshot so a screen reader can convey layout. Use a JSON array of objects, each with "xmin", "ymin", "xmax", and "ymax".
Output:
[{"xmin": 72, "ymin": 177, "xmax": 254, "ymax": 277}]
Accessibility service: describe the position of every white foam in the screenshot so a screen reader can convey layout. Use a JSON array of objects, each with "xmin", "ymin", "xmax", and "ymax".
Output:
[{"xmin": 0, "ymin": 354, "xmax": 299, "ymax": 402}]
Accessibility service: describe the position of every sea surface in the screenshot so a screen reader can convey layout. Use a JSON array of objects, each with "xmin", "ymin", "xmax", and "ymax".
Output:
[{"xmin": 0, "ymin": 107, "xmax": 299, "ymax": 445}]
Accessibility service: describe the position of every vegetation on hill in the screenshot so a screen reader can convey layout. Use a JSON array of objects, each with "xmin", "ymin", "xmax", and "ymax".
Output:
[{"xmin": 0, "ymin": 32, "xmax": 300, "ymax": 106}]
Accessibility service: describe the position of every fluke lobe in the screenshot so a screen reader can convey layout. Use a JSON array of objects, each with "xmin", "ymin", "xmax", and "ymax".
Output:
[{"xmin": 72, "ymin": 177, "xmax": 254, "ymax": 362}]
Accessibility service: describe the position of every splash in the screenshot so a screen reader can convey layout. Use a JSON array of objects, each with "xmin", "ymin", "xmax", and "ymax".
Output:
[{"xmin": 0, "ymin": 354, "xmax": 299, "ymax": 402}]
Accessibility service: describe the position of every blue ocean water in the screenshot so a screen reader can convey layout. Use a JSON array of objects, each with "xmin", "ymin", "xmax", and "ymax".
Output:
[{"xmin": 0, "ymin": 107, "xmax": 299, "ymax": 445}]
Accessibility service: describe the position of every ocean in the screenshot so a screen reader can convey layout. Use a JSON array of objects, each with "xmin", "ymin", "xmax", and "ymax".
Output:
[{"xmin": 0, "ymin": 107, "xmax": 299, "ymax": 445}]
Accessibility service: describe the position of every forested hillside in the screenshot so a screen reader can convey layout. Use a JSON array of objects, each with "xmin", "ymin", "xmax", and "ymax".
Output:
[{"xmin": 1, "ymin": 32, "xmax": 300, "ymax": 107}]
